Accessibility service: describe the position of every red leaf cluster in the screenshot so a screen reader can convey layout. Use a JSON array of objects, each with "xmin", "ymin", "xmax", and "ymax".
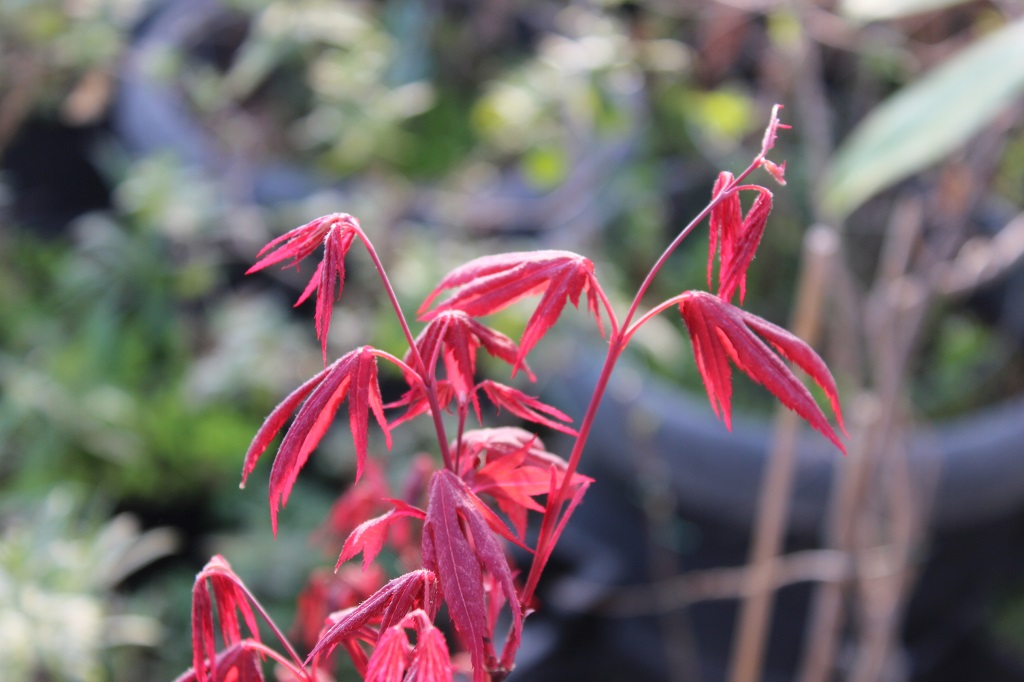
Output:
[
  {"xmin": 181, "ymin": 104, "xmax": 848, "ymax": 682},
  {"xmin": 458, "ymin": 427, "xmax": 591, "ymax": 540},
  {"xmin": 678, "ymin": 291, "xmax": 846, "ymax": 451}
]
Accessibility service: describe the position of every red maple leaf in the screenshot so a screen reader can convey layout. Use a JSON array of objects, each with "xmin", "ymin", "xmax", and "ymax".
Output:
[
  {"xmin": 190, "ymin": 556, "xmax": 262, "ymax": 682},
  {"xmin": 421, "ymin": 469, "xmax": 523, "ymax": 682},
  {"xmin": 335, "ymin": 499, "xmax": 427, "ymax": 570},
  {"xmin": 708, "ymin": 173, "xmax": 773, "ymax": 304},
  {"xmin": 240, "ymin": 346, "xmax": 395, "ymax": 534},
  {"xmin": 456, "ymin": 427, "xmax": 592, "ymax": 558},
  {"xmin": 419, "ymin": 250, "xmax": 606, "ymax": 373},
  {"xmin": 247, "ymin": 213, "xmax": 364, "ymax": 362},
  {"xmin": 411, "ymin": 309, "xmax": 533, "ymax": 398},
  {"xmin": 678, "ymin": 291, "xmax": 846, "ymax": 451}
]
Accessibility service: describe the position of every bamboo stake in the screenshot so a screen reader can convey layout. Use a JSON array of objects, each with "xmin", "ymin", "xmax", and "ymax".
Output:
[{"xmin": 727, "ymin": 225, "xmax": 840, "ymax": 682}]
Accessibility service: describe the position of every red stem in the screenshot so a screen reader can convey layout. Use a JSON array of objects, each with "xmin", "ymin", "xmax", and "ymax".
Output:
[
  {"xmin": 520, "ymin": 149, "xmax": 773, "ymax": 606},
  {"xmin": 219, "ymin": 571, "xmax": 307, "ymax": 674},
  {"xmin": 242, "ymin": 640, "xmax": 313, "ymax": 681},
  {"xmin": 357, "ymin": 231, "xmax": 454, "ymax": 470}
]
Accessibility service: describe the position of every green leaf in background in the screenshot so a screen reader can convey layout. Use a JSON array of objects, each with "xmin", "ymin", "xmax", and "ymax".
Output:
[
  {"xmin": 822, "ymin": 19, "xmax": 1024, "ymax": 220},
  {"xmin": 839, "ymin": 0, "xmax": 972, "ymax": 22},
  {"xmin": 522, "ymin": 144, "xmax": 568, "ymax": 190}
]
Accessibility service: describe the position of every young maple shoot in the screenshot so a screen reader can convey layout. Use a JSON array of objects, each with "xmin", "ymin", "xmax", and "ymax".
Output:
[{"xmin": 181, "ymin": 105, "xmax": 845, "ymax": 682}]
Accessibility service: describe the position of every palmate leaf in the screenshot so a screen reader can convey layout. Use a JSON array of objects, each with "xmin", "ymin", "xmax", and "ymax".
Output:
[
  {"xmin": 410, "ymin": 310, "xmax": 533, "ymax": 399},
  {"xmin": 419, "ymin": 250, "xmax": 606, "ymax": 374},
  {"xmin": 247, "ymin": 213, "xmax": 363, "ymax": 362},
  {"xmin": 190, "ymin": 556, "xmax": 262, "ymax": 682},
  {"xmin": 678, "ymin": 291, "xmax": 846, "ymax": 451},
  {"xmin": 421, "ymin": 470, "xmax": 523, "ymax": 682},
  {"xmin": 240, "ymin": 346, "xmax": 395, "ymax": 534}
]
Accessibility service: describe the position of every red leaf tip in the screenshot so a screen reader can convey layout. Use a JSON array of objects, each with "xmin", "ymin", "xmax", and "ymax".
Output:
[{"xmin": 761, "ymin": 103, "xmax": 790, "ymax": 155}]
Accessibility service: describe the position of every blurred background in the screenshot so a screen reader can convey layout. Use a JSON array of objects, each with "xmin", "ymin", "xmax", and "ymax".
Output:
[{"xmin": 2, "ymin": 0, "xmax": 1024, "ymax": 680}]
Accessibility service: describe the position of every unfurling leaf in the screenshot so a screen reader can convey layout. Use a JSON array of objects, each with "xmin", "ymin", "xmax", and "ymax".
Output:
[
  {"xmin": 718, "ymin": 188, "xmax": 772, "ymax": 304},
  {"xmin": 708, "ymin": 175, "xmax": 773, "ymax": 304},
  {"xmin": 679, "ymin": 291, "xmax": 846, "ymax": 451},
  {"xmin": 247, "ymin": 213, "xmax": 364, "ymax": 362},
  {"xmin": 708, "ymin": 172, "xmax": 742, "ymax": 292},
  {"xmin": 419, "ymin": 251, "xmax": 606, "ymax": 374},
  {"xmin": 421, "ymin": 470, "xmax": 523, "ymax": 682},
  {"xmin": 406, "ymin": 618, "xmax": 454, "ymax": 682},
  {"xmin": 760, "ymin": 158, "xmax": 787, "ymax": 185},
  {"xmin": 760, "ymin": 103, "xmax": 790, "ymax": 154},
  {"xmin": 365, "ymin": 626, "xmax": 412, "ymax": 682},
  {"xmin": 190, "ymin": 556, "xmax": 262, "ymax": 682},
  {"xmin": 241, "ymin": 346, "xmax": 396, "ymax": 534}
]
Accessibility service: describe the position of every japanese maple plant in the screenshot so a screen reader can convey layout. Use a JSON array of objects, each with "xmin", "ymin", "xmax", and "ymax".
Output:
[{"xmin": 178, "ymin": 106, "xmax": 845, "ymax": 682}]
